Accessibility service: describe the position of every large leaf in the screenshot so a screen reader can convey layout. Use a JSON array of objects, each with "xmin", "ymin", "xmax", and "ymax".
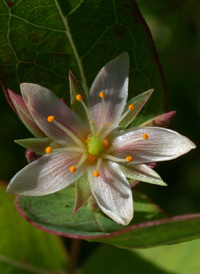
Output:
[
  {"xmin": 82, "ymin": 240, "xmax": 200, "ymax": 274},
  {"xmin": 17, "ymin": 187, "xmax": 200, "ymax": 248},
  {"xmin": 0, "ymin": 182, "xmax": 68, "ymax": 273},
  {"xmin": 0, "ymin": 0, "xmax": 167, "ymax": 122}
]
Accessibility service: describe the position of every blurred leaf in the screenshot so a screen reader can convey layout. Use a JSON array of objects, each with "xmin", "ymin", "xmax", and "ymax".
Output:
[
  {"xmin": 0, "ymin": 0, "xmax": 167, "ymax": 122},
  {"xmin": 17, "ymin": 187, "xmax": 200, "ymax": 248},
  {"xmin": 81, "ymin": 244, "xmax": 170, "ymax": 274},
  {"xmin": 134, "ymin": 239, "xmax": 200, "ymax": 274},
  {"xmin": 0, "ymin": 182, "xmax": 68, "ymax": 273}
]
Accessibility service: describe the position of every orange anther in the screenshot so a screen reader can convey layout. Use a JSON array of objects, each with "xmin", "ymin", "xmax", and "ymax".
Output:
[
  {"xmin": 45, "ymin": 146, "xmax": 52, "ymax": 154},
  {"xmin": 99, "ymin": 91, "xmax": 105, "ymax": 98},
  {"xmin": 47, "ymin": 115, "xmax": 55, "ymax": 122},
  {"xmin": 103, "ymin": 139, "xmax": 109, "ymax": 150},
  {"xmin": 126, "ymin": 156, "xmax": 133, "ymax": 162},
  {"xmin": 70, "ymin": 165, "xmax": 76, "ymax": 173},
  {"xmin": 85, "ymin": 136, "xmax": 91, "ymax": 145},
  {"xmin": 142, "ymin": 133, "xmax": 148, "ymax": 140},
  {"xmin": 76, "ymin": 94, "xmax": 82, "ymax": 101},
  {"xmin": 128, "ymin": 104, "xmax": 135, "ymax": 110},
  {"xmin": 93, "ymin": 170, "xmax": 99, "ymax": 177},
  {"xmin": 88, "ymin": 154, "xmax": 97, "ymax": 163}
]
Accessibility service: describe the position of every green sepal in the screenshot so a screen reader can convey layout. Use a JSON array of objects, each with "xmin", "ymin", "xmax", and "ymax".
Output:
[{"xmin": 74, "ymin": 174, "xmax": 91, "ymax": 213}]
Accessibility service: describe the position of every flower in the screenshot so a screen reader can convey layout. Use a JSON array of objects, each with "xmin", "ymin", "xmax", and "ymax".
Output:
[{"xmin": 6, "ymin": 53, "xmax": 196, "ymax": 225}]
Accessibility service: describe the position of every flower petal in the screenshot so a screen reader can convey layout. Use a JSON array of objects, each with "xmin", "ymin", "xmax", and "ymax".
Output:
[
  {"xmin": 8, "ymin": 89, "xmax": 45, "ymax": 137},
  {"xmin": 6, "ymin": 152, "xmax": 86, "ymax": 196},
  {"xmin": 119, "ymin": 89, "xmax": 154, "ymax": 128},
  {"xmin": 74, "ymin": 174, "xmax": 91, "ymax": 213},
  {"xmin": 120, "ymin": 163, "xmax": 167, "ymax": 186},
  {"xmin": 15, "ymin": 137, "xmax": 54, "ymax": 155},
  {"xmin": 88, "ymin": 161, "xmax": 133, "ymax": 225},
  {"xmin": 89, "ymin": 52, "xmax": 129, "ymax": 128},
  {"xmin": 20, "ymin": 83, "xmax": 88, "ymax": 145},
  {"xmin": 140, "ymin": 111, "xmax": 176, "ymax": 128},
  {"xmin": 111, "ymin": 127, "xmax": 196, "ymax": 164}
]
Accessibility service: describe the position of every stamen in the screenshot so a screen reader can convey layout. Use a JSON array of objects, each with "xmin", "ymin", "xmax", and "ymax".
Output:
[
  {"xmin": 142, "ymin": 133, "xmax": 148, "ymax": 140},
  {"xmin": 76, "ymin": 94, "xmax": 82, "ymax": 101},
  {"xmin": 49, "ymin": 118, "xmax": 85, "ymax": 148},
  {"xmin": 88, "ymin": 154, "xmax": 97, "ymax": 163},
  {"xmin": 98, "ymin": 92, "xmax": 105, "ymax": 132},
  {"xmin": 99, "ymin": 91, "xmax": 105, "ymax": 98},
  {"xmin": 85, "ymin": 135, "xmax": 91, "ymax": 145},
  {"xmin": 126, "ymin": 156, "xmax": 133, "ymax": 162},
  {"xmin": 70, "ymin": 165, "xmax": 76, "ymax": 173},
  {"xmin": 102, "ymin": 104, "xmax": 135, "ymax": 138},
  {"xmin": 45, "ymin": 146, "xmax": 52, "ymax": 154},
  {"xmin": 54, "ymin": 147, "xmax": 86, "ymax": 153},
  {"xmin": 47, "ymin": 115, "xmax": 55, "ymax": 122},
  {"xmin": 103, "ymin": 139, "xmax": 109, "ymax": 150},
  {"xmin": 93, "ymin": 171, "xmax": 99, "ymax": 177},
  {"xmin": 76, "ymin": 95, "xmax": 93, "ymax": 133},
  {"xmin": 76, "ymin": 153, "xmax": 87, "ymax": 168},
  {"xmin": 102, "ymin": 154, "xmax": 126, "ymax": 163},
  {"xmin": 128, "ymin": 104, "xmax": 135, "ymax": 110}
]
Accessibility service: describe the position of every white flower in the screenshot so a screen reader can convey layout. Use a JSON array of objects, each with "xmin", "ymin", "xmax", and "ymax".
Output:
[{"xmin": 6, "ymin": 53, "xmax": 196, "ymax": 225}]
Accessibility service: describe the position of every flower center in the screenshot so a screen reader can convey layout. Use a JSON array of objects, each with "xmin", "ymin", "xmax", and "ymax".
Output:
[{"xmin": 87, "ymin": 134, "xmax": 104, "ymax": 156}]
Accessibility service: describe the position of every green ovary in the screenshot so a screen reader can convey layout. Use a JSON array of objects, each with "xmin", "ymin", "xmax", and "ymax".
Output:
[{"xmin": 87, "ymin": 134, "xmax": 104, "ymax": 156}]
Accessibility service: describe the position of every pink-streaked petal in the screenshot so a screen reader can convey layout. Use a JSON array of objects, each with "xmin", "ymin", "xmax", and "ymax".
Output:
[
  {"xmin": 21, "ymin": 83, "xmax": 89, "ymax": 145},
  {"xmin": 8, "ymin": 89, "xmax": 45, "ymax": 137},
  {"xmin": 15, "ymin": 137, "xmax": 55, "ymax": 155},
  {"xmin": 119, "ymin": 89, "xmax": 154, "ymax": 128},
  {"xmin": 120, "ymin": 163, "xmax": 167, "ymax": 186},
  {"xmin": 112, "ymin": 127, "xmax": 196, "ymax": 164},
  {"xmin": 74, "ymin": 174, "xmax": 91, "ymax": 213},
  {"xmin": 88, "ymin": 161, "xmax": 133, "ymax": 225},
  {"xmin": 89, "ymin": 52, "xmax": 129, "ymax": 128},
  {"xmin": 140, "ymin": 111, "xmax": 176, "ymax": 128},
  {"xmin": 6, "ymin": 152, "xmax": 86, "ymax": 196}
]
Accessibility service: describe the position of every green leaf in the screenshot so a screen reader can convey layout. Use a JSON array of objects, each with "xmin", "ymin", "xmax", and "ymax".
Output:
[
  {"xmin": 0, "ymin": 182, "xmax": 68, "ymax": 273},
  {"xmin": 82, "ymin": 244, "xmax": 170, "ymax": 274},
  {"xmin": 82, "ymin": 240, "xmax": 200, "ymax": 274},
  {"xmin": 134, "ymin": 239, "xmax": 200, "ymax": 274},
  {"xmin": 0, "ymin": 0, "xmax": 167, "ymax": 120},
  {"xmin": 17, "ymin": 187, "xmax": 200, "ymax": 248}
]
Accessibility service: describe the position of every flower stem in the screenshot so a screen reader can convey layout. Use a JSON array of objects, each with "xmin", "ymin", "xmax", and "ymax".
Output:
[{"xmin": 68, "ymin": 239, "xmax": 82, "ymax": 274}]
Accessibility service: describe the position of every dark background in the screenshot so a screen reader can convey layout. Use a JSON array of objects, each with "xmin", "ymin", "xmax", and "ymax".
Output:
[{"xmin": 0, "ymin": 0, "xmax": 199, "ymax": 216}]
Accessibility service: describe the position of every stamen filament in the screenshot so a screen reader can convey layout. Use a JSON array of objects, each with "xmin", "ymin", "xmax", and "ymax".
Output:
[
  {"xmin": 98, "ymin": 94, "xmax": 105, "ymax": 132},
  {"xmin": 102, "ymin": 154, "xmax": 126, "ymax": 163},
  {"xmin": 96, "ymin": 157, "xmax": 102, "ymax": 171},
  {"xmin": 76, "ymin": 153, "xmax": 87, "ymax": 168},
  {"xmin": 106, "ymin": 136, "xmax": 146, "ymax": 154},
  {"xmin": 53, "ymin": 147, "xmax": 87, "ymax": 153},
  {"xmin": 102, "ymin": 105, "xmax": 134, "ymax": 138},
  {"xmin": 77, "ymin": 96, "xmax": 93, "ymax": 133},
  {"xmin": 52, "ymin": 120, "xmax": 85, "ymax": 148}
]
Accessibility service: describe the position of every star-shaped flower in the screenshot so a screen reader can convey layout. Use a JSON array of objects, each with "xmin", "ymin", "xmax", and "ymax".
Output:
[{"xmin": 6, "ymin": 53, "xmax": 196, "ymax": 225}]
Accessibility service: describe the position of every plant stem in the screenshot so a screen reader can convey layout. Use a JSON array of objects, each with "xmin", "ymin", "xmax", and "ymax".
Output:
[{"xmin": 68, "ymin": 239, "xmax": 82, "ymax": 274}]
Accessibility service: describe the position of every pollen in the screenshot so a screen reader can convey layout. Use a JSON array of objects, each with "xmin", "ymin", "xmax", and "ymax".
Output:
[
  {"xmin": 103, "ymin": 139, "xmax": 109, "ymax": 150},
  {"xmin": 45, "ymin": 146, "xmax": 52, "ymax": 154},
  {"xmin": 76, "ymin": 94, "xmax": 82, "ymax": 101},
  {"xmin": 108, "ymin": 123, "xmax": 111, "ymax": 127},
  {"xmin": 85, "ymin": 136, "xmax": 91, "ymax": 145},
  {"xmin": 128, "ymin": 104, "xmax": 135, "ymax": 110},
  {"xmin": 93, "ymin": 170, "xmax": 99, "ymax": 177},
  {"xmin": 70, "ymin": 165, "xmax": 76, "ymax": 173},
  {"xmin": 142, "ymin": 133, "xmax": 148, "ymax": 140},
  {"xmin": 99, "ymin": 91, "xmax": 105, "ymax": 98},
  {"xmin": 47, "ymin": 115, "xmax": 55, "ymax": 122},
  {"xmin": 88, "ymin": 154, "xmax": 97, "ymax": 163},
  {"xmin": 126, "ymin": 156, "xmax": 133, "ymax": 162}
]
